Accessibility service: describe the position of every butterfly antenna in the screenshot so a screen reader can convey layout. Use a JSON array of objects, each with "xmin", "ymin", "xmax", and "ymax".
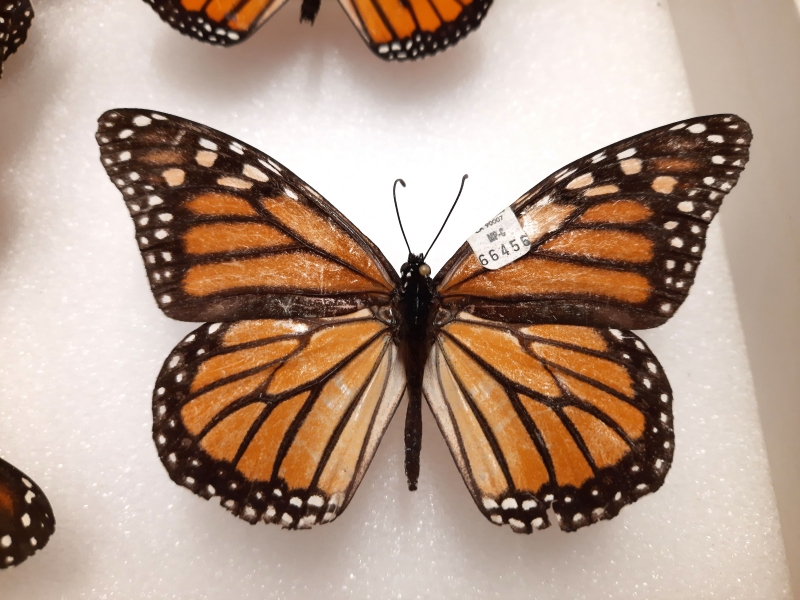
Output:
[
  {"xmin": 424, "ymin": 174, "xmax": 468, "ymax": 260},
  {"xmin": 393, "ymin": 178, "xmax": 412, "ymax": 255}
]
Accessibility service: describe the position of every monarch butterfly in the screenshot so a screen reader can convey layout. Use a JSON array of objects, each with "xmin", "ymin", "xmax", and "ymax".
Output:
[
  {"xmin": 143, "ymin": 0, "xmax": 492, "ymax": 61},
  {"xmin": 0, "ymin": 457, "xmax": 55, "ymax": 568},
  {"xmin": 0, "ymin": 0, "xmax": 33, "ymax": 78},
  {"xmin": 96, "ymin": 109, "xmax": 750, "ymax": 533}
]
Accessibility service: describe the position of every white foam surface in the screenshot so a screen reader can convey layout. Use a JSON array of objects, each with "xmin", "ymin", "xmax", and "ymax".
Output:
[{"xmin": 0, "ymin": 0, "xmax": 792, "ymax": 597}]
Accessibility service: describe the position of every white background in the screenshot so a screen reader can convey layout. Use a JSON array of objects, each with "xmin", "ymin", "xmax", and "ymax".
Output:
[{"xmin": 0, "ymin": 0, "xmax": 792, "ymax": 597}]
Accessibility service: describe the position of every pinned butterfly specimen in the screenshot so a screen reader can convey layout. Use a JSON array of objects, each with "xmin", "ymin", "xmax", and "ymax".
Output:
[
  {"xmin": 143, "ymin": 0, "xmax": 492, "ymax": 60},
  {"xmin": 0, "ymin": 457, "xmax": 55, "ymax": 568},
  {"xmin": 96, "ymin": 109, "xmax": 751, "ymax": 533},
  {"xmin": 0, "ymin": 0, "xmax": 33, "ymax": 78}
]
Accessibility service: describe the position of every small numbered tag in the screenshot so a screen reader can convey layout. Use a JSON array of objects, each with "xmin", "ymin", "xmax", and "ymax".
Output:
[{"xmin": 467, "ymin": 206, "xmax": 531, "ymax": 270}]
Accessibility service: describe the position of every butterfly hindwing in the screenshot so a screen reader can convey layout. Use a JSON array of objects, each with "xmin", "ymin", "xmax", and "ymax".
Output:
[
  {"xmin": 153, "ymin": 309, "xmax": 406, "ymax": 528},
  {"xmin": 143, "ymin": 0, "xmax": 290, "ymax": 46},
  {"xmin": 0, "ymin": 457, "xmax": 55, "ymax": 568},
  {"xmin": 436, "ymin": 114, "xmax": 752, "ymax": 330},
  {"xmin": 0, "ymin": 0, "xmax": 33, "ymax": 78},
  {"xmin": 338, "ymin": 0, "xmax": 493, "ymax": 60},
  {"xmin": 423, "ymin": 313, "xmax": 673, "ymax": 533},
  {"xmin": 97, "ymin": 109, "xmax": 398, "ymax": 323},
  {"xmin": 141, "ymin": 0, "xmax": 492, "ymax": 60}
]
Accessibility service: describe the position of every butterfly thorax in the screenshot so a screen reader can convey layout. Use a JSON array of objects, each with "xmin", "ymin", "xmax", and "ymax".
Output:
[{"xmin": 397, "ymin": 253, "xmax": 436, "ymax": 491}]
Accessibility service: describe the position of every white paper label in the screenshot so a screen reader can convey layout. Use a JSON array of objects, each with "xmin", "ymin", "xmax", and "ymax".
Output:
[{"xmin": 467, "ymin": 207, "xmax": 531, "ymax": 270}]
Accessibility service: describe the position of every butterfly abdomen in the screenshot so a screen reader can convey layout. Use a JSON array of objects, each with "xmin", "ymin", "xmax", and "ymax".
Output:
[{"xmin": 300, "ymin": 0, "xmax": 321, "ymax": 23}]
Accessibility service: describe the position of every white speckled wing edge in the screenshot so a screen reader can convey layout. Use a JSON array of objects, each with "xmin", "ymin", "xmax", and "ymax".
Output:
[
  {"xmin": 0, "ymin": 457, "xmax": 55, "ymax": 568},
  {"xmin": 0, "ymin": 0, "xmax": 34, "ymax": 77},
  {"xmin": 336, "ymin": 0, "xmax": 494, "ymax": 61},
  {"xmin": 140, "ymin": 0, "xmax": 290, "ymax": 46}
]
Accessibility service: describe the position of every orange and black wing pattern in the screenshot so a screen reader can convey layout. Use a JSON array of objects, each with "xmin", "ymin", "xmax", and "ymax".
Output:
[
  {"xmin": 98, "ymin": 109, "xmax": 751, "ymax": 534},
  {"xmin": 423, "ymin": 313, "xmax": 672, "ymax": 533},
  {"xmin": 0, "ymin": 0, "xmax": 33, "ymax": 78},
  {"xmin": 96, "ymin": 109, "xmax": 398, "ymax": 323},
  {"xmin": 152, "ymin": 309, "xmax": 405, "ymax": 528},
  {"xmin": 426, "ymin": 114, "xmax": 751, "ymax": 532},
  {"xmin": 142, "ymin": 0, "xmax": 492, "ymax": 61},
  {"xmin": 435, "ymin": 115, "xmax": 752, "ymax": 330},
  {"xmin": 143, "ymin": 0, "xmax": 290, "ymax": 45},
  {"xmin": 0, "ymin": 457, "xmax": 55, "ymax": 567},
  {"xmin": 338, "ymin": 0, "xmax": 493, "ymax": 60}
]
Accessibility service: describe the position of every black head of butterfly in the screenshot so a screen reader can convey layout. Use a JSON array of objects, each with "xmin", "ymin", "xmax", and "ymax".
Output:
[
  {"xmin": 96, "ymin": 109, "xmax": 750, "ymax": 533},
  {"xmin": 0, "ymin": 457, "xmax": 55, "ymax": 568},
  {"xmin": 143, "ymin": 0, "xmax": 493, "ymax": 61}
]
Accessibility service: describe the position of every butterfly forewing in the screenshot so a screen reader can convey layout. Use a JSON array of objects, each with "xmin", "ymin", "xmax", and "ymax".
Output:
[
  {"xmin": 423, "ymin": 313, "xmax": 673, "ymax": 533},
  {"xmin": 97, "ymin": 109, "xmax": 398, "ymax": 323},
  {"xmin": 0, "ymin": 0, "xmax": 33, "ymax": 78},
  {"xmin": 0, "ymin": 457, "xmax": 55, "ymax": 567},
  {"xmin": 153, "ymin": 309, "xmax": 406, "ymax": 528},
  {"xmin": 436, "ymin": 115, "xmax": 752, "ymax": 329}
]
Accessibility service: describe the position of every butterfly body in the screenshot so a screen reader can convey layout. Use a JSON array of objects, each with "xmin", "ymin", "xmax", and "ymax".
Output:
[
  {"xmin": 396, "ymin": 253, "xmax": 437, "ymax": 491},
  {"xmin": 299, "ymin": 0, "xmax": 321, "ymax": 23},
  {"xmin": 97, "ymin": 110, "xmax": 751, "ymax": 533}
]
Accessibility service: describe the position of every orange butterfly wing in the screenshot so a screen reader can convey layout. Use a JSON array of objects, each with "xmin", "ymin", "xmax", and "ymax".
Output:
[
  {"xmin": 338, "ymin": 0, "xmax": 493, "ymax": 60},
  {"xmin": 153, "ymin": 309, "xmax": 405, "ymax": 528},
  {"xmin": 424, "ymin": 314, "xmax": 673, "ymax": 532},
  {"xmin": 142, "ymin": 0, "xmax": 492, "ymax": 60},
  {"xmin": 143, "ymin": 0, "xmax": 290, "ymax": 45},
  {"xmin": 435, "ymin": 114, "xmax": 752, "ymax": 330},
  {"xmin": 0, "ymin": 0, "xmax": 33, "ymax": 78},
  {"xmin": 98, "ymin": 110, "xmax": 408, "ymax": 529},
  {"xmin": 96, "ymin": 109, "xmax": 398, "ymax": 323},
  {"xmin": 0, "ymin": 457, "xmax": 55, "ymax": 567},
  {"xmin": 425, "ymin": 114, "xmax": 751, "ymax": 532}
]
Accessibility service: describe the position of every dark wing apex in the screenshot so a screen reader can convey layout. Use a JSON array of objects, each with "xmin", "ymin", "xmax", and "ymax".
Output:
[
  {"xmin": 338, "ymin": 0, "xmax": 493, "ymax": 61},
  {"xmin": 96, "ymin": 109, "xmax": 398, "ymax": 323},
  {"xmin": 142, "ymin": 0, "xmax": 291, "ymax": 46},
  {"xmin": 435, "ymin": 114, "xmax": 752, "ymax": 329},
  {"xmin": 0, "ymin": 0, "xmax": 33, "ymax": 78},
  {"xmin": 512, "ymin": 114, "xmax": 751, "ymax": 216},
  {"xmin": 0, "ymin": 457, "xmax": 55, "ymax": 568}
]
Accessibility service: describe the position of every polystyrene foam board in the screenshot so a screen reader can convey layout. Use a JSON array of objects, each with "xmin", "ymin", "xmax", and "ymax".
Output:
[{"xmin": 0, "ymin": 0, "xmax": 792, "ymax": 597}]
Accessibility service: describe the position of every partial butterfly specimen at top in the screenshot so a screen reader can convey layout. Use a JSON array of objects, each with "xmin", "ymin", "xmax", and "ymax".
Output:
[
  {"xmin": 96, "ymin": 109, "xmax": 751, "ymax": 533},
  {"xmin": 0, "ymin": 0, "xmax": 33, "ymax": 78},
  {"xmin": 143, "ymin": 0, "xmax": 492, "ymax": 60},
  {"xmin": 0, "ymin": 457, "xmax": 55, "ymax": 568}
]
